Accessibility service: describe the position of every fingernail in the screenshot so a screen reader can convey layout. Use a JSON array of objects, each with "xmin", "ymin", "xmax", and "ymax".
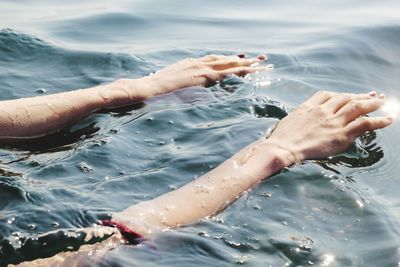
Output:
[
  {"xmin": 386, "ymin": 115, "xmax": 394, "ymax": 122},
  {"xmin": 379, "ymin": 93, "xmax": 385, "ymax": 98},
  {"xmin": 237, "ymin": 53, "xmax": 246, "ymax": 58},
  {"xmin": 257, "ymin": 55, "xmax": 267, "ymax": 61},
  {"xmin": 369, "ymin": 91, "xmax": 377, "ymax": 96}
]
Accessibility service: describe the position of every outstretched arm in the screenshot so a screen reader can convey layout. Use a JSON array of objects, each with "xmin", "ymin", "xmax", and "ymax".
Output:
[
  {"xmin": 113, "ymin": 91, "xmax": 392, "ymax": 235},
  {"xmin": 15, "ymin": 91, "xmax": 392, "ymax": 266},
  {"xmin": 0, "ymin": 54, "xmax": 266, "ymax": 139}
]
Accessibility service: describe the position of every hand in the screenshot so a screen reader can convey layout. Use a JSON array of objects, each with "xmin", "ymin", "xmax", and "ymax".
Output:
[
  {"xmin": 264, "ymin": 91, "xmax": 393, "ymax": 163},
  {"xmin": 140, "ymin": 54, "xmax": 267, "ymax": 96}
]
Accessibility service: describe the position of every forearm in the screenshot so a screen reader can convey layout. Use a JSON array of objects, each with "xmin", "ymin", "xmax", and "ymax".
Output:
[
  {"xmin": 0, "ymin": 78, "xmax": 153, "ymax": 138},
  {"xmin": 0, "ymin": 54, "xmax": 266, "ymax": 139},
  {"xmin": 113, "ymin": 139, "xmax": 294, "ymax": 236}
]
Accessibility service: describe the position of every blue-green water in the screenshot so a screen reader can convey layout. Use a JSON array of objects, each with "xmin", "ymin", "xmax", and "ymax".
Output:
[{"xmin": 1, "ymin": 1, "xmax": 400, "ymax": 266}]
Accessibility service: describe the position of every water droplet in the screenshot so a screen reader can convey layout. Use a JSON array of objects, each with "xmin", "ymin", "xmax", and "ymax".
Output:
[
  {"xmin": 161, "ymin": 217, "xmax": 168, "ymax": 225},
  {"xmin": 232, "ymin": 160, "xmax": 240, "ymax": 169},
  {"xmin": 168, "ymin": 184, "xmax": 178, "ymax": 190},
  {"xmin": 259, "ymin": 192, "xmax": 272, "ymax": 198},
  {"xmin": 233, "ymin": 254, "xmax": 251, "ymax": 265},
  {"xmin": 29, "ymin": 160, "xmax": 40, "ymax": 167},
  {"xmin": 214, "ymin": 217, "xmax": 224, "ymax": 224},
  {"xmin": 77, "ymin": 162, "xmax": 93, "ymax": 173},
  {"xmin": 253, "ymin": 205, "xmax": 261, "ymax": 210},
  {"xmin": 321, "ymin": 254, "xmax": 335, "ymax": 266},
  {"xmin": 195, "ymin": 185, "xmax": 213, "ymax": 193},
  {"xmin": 36, "ymin": 88, "xmax": 47, "ymax": 94},
  {"xmin": 164, "ymin": 205, "xmax": 175, "ymax": 211},
  {"xmin": 198, "ymin": 231, "xmax": 209, "ymax": 237},
  {"xmin": 109, "ymin": 128, "xmax": 120, "ymax": 134}
]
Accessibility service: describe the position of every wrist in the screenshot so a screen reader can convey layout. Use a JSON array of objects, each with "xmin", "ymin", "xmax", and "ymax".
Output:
[
  {"xmin": 255, "ymin": 139, "xmax": 298, "ymax": 173},
  {"xmin": 91, "ymin": 78, "xmax": 156, "ymax": 109},
  {"xmin": 136, "ymin": 75, "xmax": 164, "ymax": 98},
  {"xmin": 233, "ymin": 139, "xmax": 297, "ymax": 181},
  {"xmin": 116, "ymin": 78, "xmax": 152, "ymax": 101}
]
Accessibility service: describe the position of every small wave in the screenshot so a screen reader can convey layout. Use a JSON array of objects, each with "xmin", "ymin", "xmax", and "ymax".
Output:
[{"xmin": 0, "ymin": 29, "xmax": 152, "ymax": 100}]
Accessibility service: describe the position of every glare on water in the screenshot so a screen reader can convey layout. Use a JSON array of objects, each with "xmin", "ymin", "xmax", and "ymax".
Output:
[{"xmin": 381, "ymin": 98, "xmax": 400, "ymax": 119}]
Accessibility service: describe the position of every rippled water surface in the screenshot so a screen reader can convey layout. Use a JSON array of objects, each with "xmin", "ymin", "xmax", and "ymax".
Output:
[{"xmin": 1, "ymin": 1, "xmax": 400, "ymax": 266}]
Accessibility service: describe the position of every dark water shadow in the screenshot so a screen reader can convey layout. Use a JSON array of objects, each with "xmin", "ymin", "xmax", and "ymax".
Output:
[
  {"xmin": 0, "ymin": 102, "xmax": 145, "ymax": 154},
  {"xmin": 316, "ymin": 131, "xmax": 384, "ymax": 175}
]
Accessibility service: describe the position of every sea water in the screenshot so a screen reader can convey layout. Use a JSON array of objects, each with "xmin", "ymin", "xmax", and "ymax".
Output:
[{"xmin": 1, "ymin": 0, "xmax": 400, "ymax": 266}]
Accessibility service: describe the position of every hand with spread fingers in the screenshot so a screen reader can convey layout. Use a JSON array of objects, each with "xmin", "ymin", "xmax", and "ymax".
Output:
[
  {"xmin": 264, "ymin": 91, "xmax": 393, "ymax": 163},
  {"xmin": 142, "ymin": 54, "xmax": 267, "ymax": 96}
]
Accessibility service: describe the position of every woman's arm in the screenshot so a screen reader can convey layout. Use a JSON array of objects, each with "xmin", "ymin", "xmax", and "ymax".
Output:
[
  {"xmin": 0, "ymin": 54, "xmax": 266, "ymax": 139},
  {"xmin": 113, "ymin": 91, "xmax": 392, "ymax": 235},
  {"xmin": 14, "ymin": 91, "xmax": 392, "ymax": 266}
]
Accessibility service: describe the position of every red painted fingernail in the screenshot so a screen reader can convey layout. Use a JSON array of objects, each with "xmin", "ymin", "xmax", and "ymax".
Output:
[
  {"xmin": 257, "ymin": 55, "xmax": 267, "ymax": 60},
  {"xmin": 237, "ymin": 53, "xmax": 246, "ymax": 58}
]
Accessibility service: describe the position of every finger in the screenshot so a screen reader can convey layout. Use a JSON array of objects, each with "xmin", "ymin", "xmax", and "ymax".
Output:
[
  {"xmin": 199, "ymin": 54, "xmax": 227, "ymax": 62},
  {"xmin": 301, "ymin": 90, "xmax": 336, "ymax": 107},
  {"xmin": 199, "ymin": 54, "xmax": 238, "ymax": 63},
  {"xmin": 322, "ymin": 92, "xmax": 376, "ymax": 113},
  {"xmin": 345, "ymin": 116, "xmax": 393, "ymax": 138},
  {"xmin": 336, "ymin": 96, "xmax": 385, "ymax": 123},
  {"xmin": 208, "ymin": 57, "xmax": 266, "ymax": 70},
  {"xmin": 219, "ymin": 66, "xmax": 269, "ymax": 77}
]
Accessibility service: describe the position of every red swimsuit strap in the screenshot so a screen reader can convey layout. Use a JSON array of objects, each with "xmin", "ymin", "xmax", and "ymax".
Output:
[{"xmin": 99, "ymin": 220, "xmax": 144, "ymax": 245}]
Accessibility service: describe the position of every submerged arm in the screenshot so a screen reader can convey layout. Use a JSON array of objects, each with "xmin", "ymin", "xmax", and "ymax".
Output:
[
  {"xmin": 0, "ymin": 54, "xmax": 266, "ymax": 139},
  {"xmin": 113, "ymin": 91, "xmax": 392, "ymax": 235}
]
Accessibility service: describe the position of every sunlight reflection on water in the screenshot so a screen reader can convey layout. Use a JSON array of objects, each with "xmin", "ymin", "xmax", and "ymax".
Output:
[{"xmin": 382, "ymin": 97, "xmax": 400, "ymax": 119}]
